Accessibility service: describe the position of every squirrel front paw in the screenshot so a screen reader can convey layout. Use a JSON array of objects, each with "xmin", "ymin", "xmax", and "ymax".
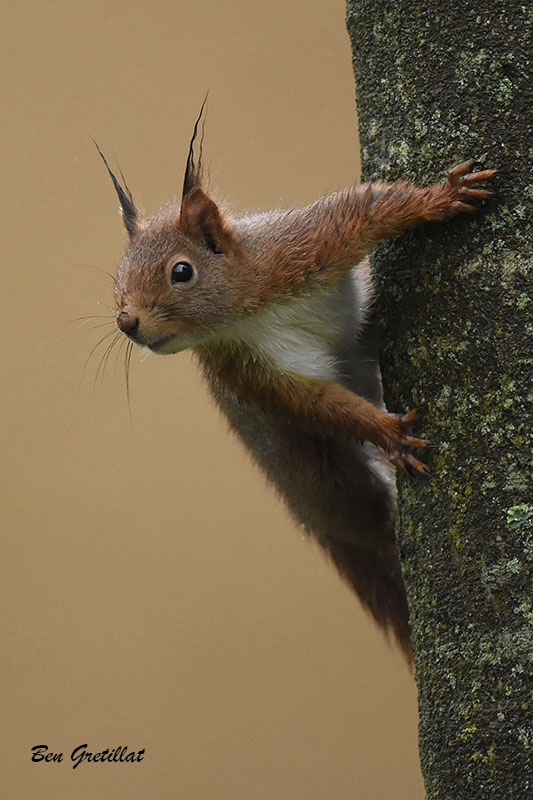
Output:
[
  {"xmin": 386, "ymin": 408, "xmax": 429, "ymax": 475},
  {"xmin": 423, "ymin": 160, "xmax": 496, "ymax": 221},
  {"xmin": 444, "ymin": 159, "xmax": 497, "ymax": 216}
]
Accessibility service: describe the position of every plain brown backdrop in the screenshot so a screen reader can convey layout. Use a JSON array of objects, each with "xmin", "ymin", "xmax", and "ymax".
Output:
[{"xmin": 2, "ymin": 1, "xmax": 425, "ymax": 797}]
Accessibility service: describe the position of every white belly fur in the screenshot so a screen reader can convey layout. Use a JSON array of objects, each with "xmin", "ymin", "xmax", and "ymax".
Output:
[{"xmin": 225, "ymin": 269, "xmax": 367, "ymax": 381}]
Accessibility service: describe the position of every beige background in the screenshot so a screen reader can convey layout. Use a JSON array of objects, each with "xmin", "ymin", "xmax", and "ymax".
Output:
[{"xmin": 2, "ymin": 1, "xmax": 424, "ymax": 797}]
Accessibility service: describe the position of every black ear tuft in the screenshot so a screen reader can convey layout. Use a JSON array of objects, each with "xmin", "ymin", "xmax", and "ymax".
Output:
[
  {"xmin": 182, "ymin": 94, "xmax": 208, "ymax": 200},
  {"xmin": 94, "ymin": 140, "xmax": 139, "ymax": 238}
]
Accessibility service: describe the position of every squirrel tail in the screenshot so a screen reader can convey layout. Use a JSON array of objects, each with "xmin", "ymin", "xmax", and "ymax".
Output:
[{"xmin": 323, "ymin": 536, "xmax": 413, "ymax": 663}]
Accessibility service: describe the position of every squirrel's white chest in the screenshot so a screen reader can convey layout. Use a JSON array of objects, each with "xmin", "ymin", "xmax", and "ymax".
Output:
[{"xmin": 225, "ymin": 270, "xmax": 366, "ymax": 381}]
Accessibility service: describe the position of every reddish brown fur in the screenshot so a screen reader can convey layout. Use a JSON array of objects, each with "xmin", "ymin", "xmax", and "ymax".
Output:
[
  {"xmin": 197, "ymin": 343, "xmax": 427, "ymax": 470},
  {"xmin": 179, "ymin": 187, "xmax": 238, "ymax": 255},
  {"xmin": 115, "ymin": 161, "xmax": 494, "ymax": 347},
  {"xmin": 104, "ymin": 150, "xmax": 495, "ymax": 656},
  {"xmin": 190, "ymin": 161, "xmax": 496, "ymax": 312}
]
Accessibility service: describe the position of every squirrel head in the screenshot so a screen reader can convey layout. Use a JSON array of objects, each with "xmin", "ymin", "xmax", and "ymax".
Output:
[{"xmin": 97, "ymin": 101, "xmax": 251, "ymax": 355}]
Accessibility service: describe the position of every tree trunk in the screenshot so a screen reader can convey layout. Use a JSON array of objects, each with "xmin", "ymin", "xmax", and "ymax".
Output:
[{"xmin": 346, "ymin": 2, "xmax": 532, "ymax": 797}]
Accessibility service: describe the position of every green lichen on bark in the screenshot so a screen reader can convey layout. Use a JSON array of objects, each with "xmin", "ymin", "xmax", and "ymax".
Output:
[{"xmin": 346, "ymin": 1, "xmax": 532, "ymax": 797}]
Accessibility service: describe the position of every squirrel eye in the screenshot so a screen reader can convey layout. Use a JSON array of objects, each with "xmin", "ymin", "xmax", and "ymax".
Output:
[{"xmin": 170, "ymin": 261, "xmax": 195, "ymax": 284}]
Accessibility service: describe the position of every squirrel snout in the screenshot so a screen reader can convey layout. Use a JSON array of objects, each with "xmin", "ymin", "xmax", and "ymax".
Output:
[{"xmin": 116, "ymin": 311, "xmax": 139, "ymax": 338}]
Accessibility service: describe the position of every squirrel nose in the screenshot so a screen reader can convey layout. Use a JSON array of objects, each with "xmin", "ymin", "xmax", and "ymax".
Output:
[{"xmin": 116, "ymin": 311, "xmax": 139, "ymax": 337}]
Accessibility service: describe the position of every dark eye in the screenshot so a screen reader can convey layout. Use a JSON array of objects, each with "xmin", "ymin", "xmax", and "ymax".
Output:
[{"xmin": 170, "ymin": 261, "xmax": 195, "ymax": 284}]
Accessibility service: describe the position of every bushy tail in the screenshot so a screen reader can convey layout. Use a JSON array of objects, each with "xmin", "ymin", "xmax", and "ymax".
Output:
[{"xmin": 324, "ymin": 536, "xmax": 412, "ymax": 662}]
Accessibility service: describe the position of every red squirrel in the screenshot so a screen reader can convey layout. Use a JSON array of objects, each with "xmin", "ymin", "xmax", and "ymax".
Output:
[{"xmin": 96, "ymin": 106, "xmax": 495, "ymax": 657}]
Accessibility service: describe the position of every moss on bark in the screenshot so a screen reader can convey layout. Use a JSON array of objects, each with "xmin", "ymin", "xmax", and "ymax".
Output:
[{"xmin": 346, "ymin": 1, "xmax": 532, "ymax": 797}]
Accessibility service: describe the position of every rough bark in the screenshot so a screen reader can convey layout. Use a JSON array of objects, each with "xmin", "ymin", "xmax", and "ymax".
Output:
[{"xmin": 346, "ymin": 1, "xmax": 532, "ymax": 797}]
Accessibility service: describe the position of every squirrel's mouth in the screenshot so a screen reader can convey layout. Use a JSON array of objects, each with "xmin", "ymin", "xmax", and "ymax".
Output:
[
  {"xmin": 144, "ymin": 328, "xmax": 207, "ymax": 355},
  {"xmin": 147, "ymin": 334, "xmax": 195, "ymax": 355},
  {"xmin": 147, "ymin": 335, "xmax": 176, "ymax": 353}
]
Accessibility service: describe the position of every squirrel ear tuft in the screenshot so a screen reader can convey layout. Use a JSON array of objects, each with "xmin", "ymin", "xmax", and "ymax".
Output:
[
  {"xmin": 179, "ymin": 187, "xmax": 233, "ymax": 254},
  {"xmin": 94, "ymin": 141, "xmax": 139, "ymax": 238},
  {"xmin": 179, "ymin": 96, "xmax": 234, "ymax": 253},
  {"xmin": 182, "ymin": 95, "xmax": 207, "ymax": 198}
]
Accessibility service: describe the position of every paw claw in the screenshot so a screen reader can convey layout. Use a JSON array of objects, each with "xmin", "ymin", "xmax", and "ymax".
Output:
[
  {"xmin": 448, "ymin": 160, "xmax": 474, "ymax": 185},
  {"xmin": 387, "ymin": 407, "xmax": 429, "ymax": 473},
  {"xmin": 405, "ymin": 453, "xmax": 431, "ymax": 476},
  {"xmin": 400, "ymin": 407, "xmax": 419, "ymax": 427},
  {"xmin": 460, "ymin": 189, "xmax": 493, "ymax": 201},
  {"xmin": 446, "ymin": 161, "xmax": 496, "ymax": 216},
  {"xmin": 451, "ymin": 200, "xmax": 477, "ymax": 214},
  {"xmin": 465, "ymin": 168, "xmax": 498, "ymax": 183}
]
